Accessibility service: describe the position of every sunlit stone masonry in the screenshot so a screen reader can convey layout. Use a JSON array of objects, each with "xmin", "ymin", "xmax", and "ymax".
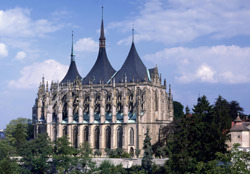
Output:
[{"xmin": 32, "ymin": 14, "xmax": 173, "ymax": 156}]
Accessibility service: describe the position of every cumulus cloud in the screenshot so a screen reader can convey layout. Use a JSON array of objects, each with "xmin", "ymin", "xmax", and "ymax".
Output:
[
  {"xmin": 0, "ymin": 7, "xmax": 62, "ymax": 38},
  {"xmin": 0, "ymin": 43, "xmax": 8, "ymax": 57},
  {"xmin": 111, "ymin": 0, "xmax": 250, "ymax": 45},
  {"xmin": 144, "ymin": 45, "xmax": 250, "ymax": 84},
  {"xmin": 74, "ymin": 37, "xmax": 98, "ymax": 52},
  {"xmin": 9, "ymin": 59, "xmax": 68, "ymax": 89},
  {"xmin": 15, "ymin": 51, "xmax": 27, "ymax": 60}
]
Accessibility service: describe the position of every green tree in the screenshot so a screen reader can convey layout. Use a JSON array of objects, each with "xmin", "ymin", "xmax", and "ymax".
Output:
[
  {"xmin": 166, "ymin": 116, "xmax": 196, "ymax": 173},
  {"xmin": 98, "ymin": 160, "xmax": 126, "ymax": 174},
  {"xmin": 213, "ymin": 96, "xmax": 231, "ymax": 153},
  {"xmin": 5, "ymin": 118, "xmax": 33, "ymax": 150},
  {"xmin": 185, "ymin": 106, "xmax": 190, "ymax": 115},
  {"xmin": 19, "ymin": 133, "xmax": 52, "ymax": 174},
  {"xmin": 173, "ymin": 101, "xmax": 184, "ymax": 119},
  {"xmin": 142, "ymin": 128, "xmax": 153, "ymax": 173},
  {"xmin": 0, "ymin": 140, "xmax": 20, "ymax": 174},
  {"xmin": 192, "ymin": 96, "xmax": 217, "ymax": 162},
  {"xmin": 0, "ymin": 157, "xmax": 21, "ymax": 174},
  {"xmin": 77, "ymin": 142, "xmax": 96, "ymax": 173},
  {"xmin": 195, "ymin": 144, "xmax": 250, "ymax": 174},
  {"xmin": 229, "ymin": 100, "xmax": 244, "ymax": 121},
  {"xmin": 52, "ymin": 136, "xmax": 78, "ymax": 173}
]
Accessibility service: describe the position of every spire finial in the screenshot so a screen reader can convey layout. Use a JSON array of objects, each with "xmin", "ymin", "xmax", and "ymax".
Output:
[
  {"xmin": 71, "ymin": 31, "xmax": 75, "ymax": 61},
  {"xmin": 102, "ymin": 6, "xmax": 103, "ymax": 20},
  {"xmin": 99, "ymin": 6, "xmax": 106, "ymax": 48},
  {"xmin": 132, "ymin": 24, "xmax": 134, "ymax": 43}
]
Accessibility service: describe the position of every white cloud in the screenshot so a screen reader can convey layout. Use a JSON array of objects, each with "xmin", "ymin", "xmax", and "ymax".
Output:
[
  {"xmin": 15, "ymin": 51, "xmax": 27, "ymax": 60},
  {"xmin": 144, "ymin": 45, "xmax": 250, "ymax": 84},
  {"xmin": 0, "ymin": 7, "xmax": 62, "ymax": 38},
  {"xmin": 0, "ymin": 43, "xmax": 8, "ymax": 57},
  {"xmin": 111, "ymin": 0, "xmax": 250, "ymax": 45},
  {"xmin": 74, "ymin": 37, "xmax": 98, "ymax": 52},
  {"xmin": 9, "ymin": 59, "xmax": 68, "ymax": 89}
]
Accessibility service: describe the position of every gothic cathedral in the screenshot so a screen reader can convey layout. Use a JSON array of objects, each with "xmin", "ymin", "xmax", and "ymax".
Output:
[{"xmin": 32, "ymin": 14, "xmax": 173, "ymax": 156}]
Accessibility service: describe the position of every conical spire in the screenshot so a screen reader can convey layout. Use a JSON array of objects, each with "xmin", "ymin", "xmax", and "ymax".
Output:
[
  {"xmin": 114, "ymin": 42, "xmax": 148, "ymax": 83},
  {"xmin": 99, "ymin": 6, "xmax": 105, "ymax": 48},
  {"xmin": 61, "ymin": 32, "xmax": 82, "ymax": 84},
  {"xmin": 82, "ymin": 6, "xmax": 116, "ymax": 85}
]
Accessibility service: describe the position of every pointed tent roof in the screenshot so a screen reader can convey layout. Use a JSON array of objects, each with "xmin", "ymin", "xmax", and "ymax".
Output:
[
  {"xmin": 82, "ymin": 13, "xmax": 115, "ymax": 85},
  {"xmin": 61, "ymin": 32, "xmax": 82, "ymax": 84},
  {"xmin": 114, "ymin": 42, "xmax": 148, "ymax": 83}
]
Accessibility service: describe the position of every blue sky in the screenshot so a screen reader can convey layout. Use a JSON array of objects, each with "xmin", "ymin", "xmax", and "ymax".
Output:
[{"xmin": 0, "ymin": 0, "xmax": 250, "ymax": 129}]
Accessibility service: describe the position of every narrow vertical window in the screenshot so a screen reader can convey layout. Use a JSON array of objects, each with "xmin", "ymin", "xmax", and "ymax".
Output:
[
  {"xmin": 117, "ymin": 126, "xmax": 123, "ymax": 148},
  {"xmin": 94, "ymin": 127, "xmax": 100, "ymax": 149},
  {"xmin": 84, "ymin": 126, "xmax": 89, "ymax": 142},
  {"xmin": 73, "ymin": 127, "xmax": 78, "ymax": 148},
  {"xmin": 106, "ymin": 127, "xmax": 111, "ymax": 149},
  {"xmin": 129, "ymin": 128, "xmax": 134, "ymax": 145}
]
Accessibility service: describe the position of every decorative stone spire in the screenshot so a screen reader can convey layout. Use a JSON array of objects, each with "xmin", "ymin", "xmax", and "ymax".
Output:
[
  {"xmin": 71, "ymin": 31, "xmax": 75, "ymax": 61},
  {"xmin": 99, "ymin": 6, "xmax": 105, "ymax": 48}
]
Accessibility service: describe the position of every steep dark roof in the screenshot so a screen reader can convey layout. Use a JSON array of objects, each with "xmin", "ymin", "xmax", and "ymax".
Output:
[
  {"xmin": 82, "ymin": 47, "xmax": 116, "ymax": 84},
  {"xmin": 61, "ymin": 60, "xmax": 82, "ymax": 84},
  {"xmin": 114, "ymin": 42, "xmax": 148, "ymax": 83},
  {"xmin": 82, "ymin": 17, "xmax": 116, "ymax": 85},
  {"xmin": 61, "ymin": 32, "xmax": 82, "ymax": 84}
]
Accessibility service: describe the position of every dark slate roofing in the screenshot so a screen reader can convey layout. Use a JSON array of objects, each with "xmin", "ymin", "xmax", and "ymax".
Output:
[
  {"xmin": 61, "ymin": 60, "xmax": 82, "ymax": 84},
  {"xmin": 114, "ymin": 42, "xmax": 148, "ymax": 83},
  {"xmin": 82, "ymin": 18, "xmax": 116, "ymax": 85},
  {"xmin": 61, "ymin": 32, "xmax": 82, "ymax": 84},
  {"xmin": 82, "ymin": 48, "xmax": 116, "ymax": 84}
]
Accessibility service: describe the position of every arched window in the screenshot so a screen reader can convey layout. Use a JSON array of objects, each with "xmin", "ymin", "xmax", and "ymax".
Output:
[
  {"xmin": 129, "ymin": 128, "xmax": 134, "ymax": 145},
  {"xmin": 63, "ymin": 126, "xmax": 67, "ymax": 136},
  {"xmin": 129, "ymin": 147, "xmax": 134, "ymax": 157},
  {"xmin": 83, "ymin": 126, "xmax": 89, "ymax": 142},
  {"xmin": 73, "ymin": 106, "xmax": 79, "ymax": 122},
  {"xmin": 62, "ymin": 103, "xmax": 68, "ymax": 121},
  {"xmin": 155, "ymin": 91, "xmax": 158, "ymax": 111},
  {"xmin": 73, "ymin": 127, "xmax": 78, "ymax": 148},
  {"xmin": 105, "ymin": 127, "xmax": 111, "ymax": 149},
  {"xmin": 94, "ymin": 127, "xmax": 100, "ymax": 149},
  {"xmin": 129, "ymin": 102, "xmax": 133, "ymax": 113},
  {"xmin": 52, "ymin": 126, "xmax": 57, "ymax": 142},
  {"xmin": 117, "ymin": 126, "xmax": 123, "ymax": 148}
]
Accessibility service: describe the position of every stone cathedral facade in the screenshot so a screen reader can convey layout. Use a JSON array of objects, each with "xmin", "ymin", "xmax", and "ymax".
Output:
[{"xmin": 32, "ymin": 16, "xmax": 174, "ymax": 155}]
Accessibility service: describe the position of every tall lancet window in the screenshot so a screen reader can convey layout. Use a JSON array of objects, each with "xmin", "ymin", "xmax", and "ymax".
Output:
[
  {"xmin": 105, "ymin": 126, "xmax": 111, "ymax": 149},
  {"xmin": 62, "ymin": 103, "xmax": 68, "ymax": 121},
  {"xmin": 84, "ymin": 126, "xmax": 89, "ymax": 142},
  {"xmin": 94, "ymin": 127, "xmax": 100, "ymax": 149},
  {"xmin": 129, "ymin": 128, "xmax": 134, "ymax": 145},
  {"xmin": 155, "ymin": 91, "xmax": 158, "ymax": 111},
  {"xmin": 63, "ymin": 126, "xmax": 67, "ymax": 136},
  {"xmin": 52, "ymin": 126, "xmax": 57, "ymax": 142},
  {"xmin": 73, "ymin": 96, "xmax": 79, "ymax": 122},
  {"xmin": 117, "ymin": 126, "xmax": 123, "ymax": 148},
  {"xmin": 73, "ymin": 126, "xmax": 78, "ymax": 148}
]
